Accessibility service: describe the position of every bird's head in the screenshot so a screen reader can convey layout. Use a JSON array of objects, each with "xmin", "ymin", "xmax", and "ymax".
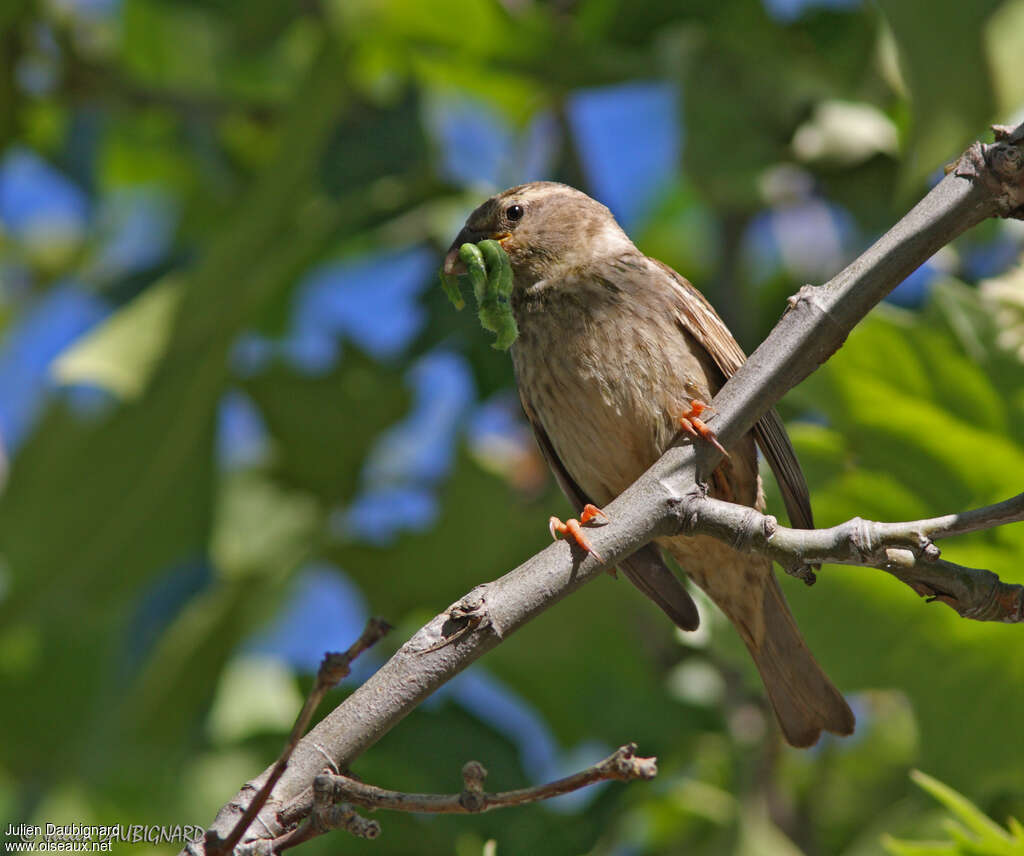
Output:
[{"xmin": 443, "ymin": 182, "xmax": 634, "ymax": 286}]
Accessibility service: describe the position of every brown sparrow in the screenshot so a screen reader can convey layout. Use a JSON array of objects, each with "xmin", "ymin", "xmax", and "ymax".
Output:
[{"xmin": 444, "ymin": 182, "xmax": 854, "ymax": 747}]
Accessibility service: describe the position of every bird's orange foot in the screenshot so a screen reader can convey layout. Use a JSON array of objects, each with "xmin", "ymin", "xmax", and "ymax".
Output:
[
  {"xmin": 549, "ymin": 503, "xmax": 608, "ymax": 562},
  {"xmin": 678, "ymin": 399, "xmax": 729, "ymax": 458}
]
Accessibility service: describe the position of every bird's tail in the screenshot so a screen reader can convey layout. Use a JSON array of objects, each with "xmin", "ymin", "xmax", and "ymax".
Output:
[
  {"xmin": 662, "ymin": 533, "xmax": 854, "ymax": 747},
  {"xmin": 745, "ymin": 573, "xmax": 855, "ymax": 747}
]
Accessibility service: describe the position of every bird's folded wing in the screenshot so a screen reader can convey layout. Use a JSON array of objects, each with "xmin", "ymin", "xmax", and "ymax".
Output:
[
  {"xmin": 752, "ymin": 410, "xmax": 814, "ymax": 529},
  {"xmin": 654, "ymin": 259, "xmax": 815, "ymax": 530},
  {"xmin": 520, "ymin": 396, "xmax": 700, "ymax": 630}
]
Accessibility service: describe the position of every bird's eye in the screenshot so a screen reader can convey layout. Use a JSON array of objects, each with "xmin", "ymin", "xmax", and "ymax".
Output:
[{"xmin": 506, "ymin": 204, "xmax": 524, "ymax": 221}]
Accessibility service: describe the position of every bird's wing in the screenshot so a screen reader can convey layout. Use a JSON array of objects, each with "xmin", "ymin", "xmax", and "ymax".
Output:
[
  {"xmin": 520, "ymin": 395, "xmax": 700, "ymax": 630},
  {"xmin": 751, "ymin": 411, "xmax": 814, "ymax": 529},
  {"xmin": 652, "ymin": 258, "xmax": 814, "ymax": 530}
]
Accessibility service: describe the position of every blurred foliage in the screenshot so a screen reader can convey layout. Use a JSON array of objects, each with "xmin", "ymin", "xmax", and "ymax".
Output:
[
  {"xmin": 884, "ymin": 770, "xmax": 1024, "ymax": 856},
  {"xmin": 780, "ymin": 283, "xmax": 1024, "ymax": 792},
  {"xmin": 1, "ymin": 1, "xmax": 1023, "ymax": 855}
]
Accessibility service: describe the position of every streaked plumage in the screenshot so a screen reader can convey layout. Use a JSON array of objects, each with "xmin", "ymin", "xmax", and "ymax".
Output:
[{"xmin": 444, "ymin": 181, "xmax": 853, "ymax": 746}]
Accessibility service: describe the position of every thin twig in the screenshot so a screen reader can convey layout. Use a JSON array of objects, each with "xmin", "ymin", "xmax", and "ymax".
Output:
[
  {"xmin": 205, "ymin": 618, "xmax": 392, "ymax": 856},
  {"xmin": 263, "ymin": 744, "xmax": 653, "ymax": 852},
  {"xmin": 260, "ymin": 744, "xmax": 653, "ymax": 852},
  {"xmin": 320, "ymin": 743, "xmax": 657, "ymax": 815},
  {"xmin": 266, "ymin": 797, "xmax": 380, "ymax": 855}
]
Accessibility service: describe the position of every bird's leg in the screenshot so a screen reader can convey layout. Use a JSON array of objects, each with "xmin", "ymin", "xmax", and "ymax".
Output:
[
  {"xmin": 678, "ymin": 399, "xmax": 729, "ymax": 458},
  {"xmin": 549, "ymin": 503, "xmax": 609, "ymax": 562}
]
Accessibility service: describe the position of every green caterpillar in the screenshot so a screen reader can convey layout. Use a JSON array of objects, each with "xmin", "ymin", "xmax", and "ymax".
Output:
[{"xmin": 440, "ymin": 239, "xmax": 519, "ymax": 351}]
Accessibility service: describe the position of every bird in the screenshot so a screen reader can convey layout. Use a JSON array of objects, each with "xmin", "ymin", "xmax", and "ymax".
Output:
[{"xmin": 443, "ymin": 181, "xmax": 854, "ymax": 747}]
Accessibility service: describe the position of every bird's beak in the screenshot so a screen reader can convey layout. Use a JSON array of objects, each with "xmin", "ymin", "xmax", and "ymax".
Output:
[
  {"xmin": 443, "ymin": 226, "xmax": 485, "ymax": 276},
  {"xmin": 443, "ymin": 227, "xmax": 511, "ymax": 276}
]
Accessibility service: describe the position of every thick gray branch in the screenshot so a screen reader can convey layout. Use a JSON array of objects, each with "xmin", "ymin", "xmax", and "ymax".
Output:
[{"xmin": 189, "ymin": 124, "xmax": 1024, "ymax": 854}]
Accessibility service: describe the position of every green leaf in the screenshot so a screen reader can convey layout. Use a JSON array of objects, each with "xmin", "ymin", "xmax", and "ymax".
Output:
[
  {"xmin": 242, "ymin": 350, "xmax": 409, "ymax": 505},
  {"xmin": 318, "ymin": 89, "xmax": 431, "ymax": 199},
  {"xmin": 0, "ymin": 374, "xmax": 217, "ymax": 780},
  {"xmin": 0, "ymin": 42, "xmax": 350, "ymax": 785},
  {"xmin": 780, "ymin": 302, "xmax": 1024, "ymax": 792},
  {"xmin": 986, "ymin": 0, "xmax": 1024, "ymax": 118},
  {"xmin": 910, "ymin": 770, "xmax": 1015, "ymax": 848},
  {"xmin": 678, "ymin": 0, "xmax": 876, "ymax": 208},
  {"xmin": 52, "ymin": 276, "xmax": 183, "ymax": 399},
  {"xmin": 882, "ymin": 835, "xmax": 958, "ymax": 856},
  {"xmin": 330, "ymin": 0, "xmax": 509, "ymax": 56},
  {"xmin": 878, "ymin": 0, "xmax": 1002, "ymax": 190},
  {"xmin": 117, "ymin": 470, "xmax": 320, "ymax": 756},
  {"xmin": 121, "ymin": 0, "xmax": 226, "ymax": 93},
  {"xmin": 882, "ymin": 771, "xmax": 1024, "ymax": 855}
]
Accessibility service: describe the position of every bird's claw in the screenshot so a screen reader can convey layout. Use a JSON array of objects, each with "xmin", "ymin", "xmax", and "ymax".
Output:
[
  {"xmin": 678, "ymin": 399, "xmax": 729, "ymax": 458},
  {"xmin": 549, "ymin": 503, "xmax": 608, "ymax": 562}
]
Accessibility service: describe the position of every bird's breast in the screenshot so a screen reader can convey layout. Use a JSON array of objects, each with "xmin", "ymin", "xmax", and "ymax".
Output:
[{"xmin": 511, "ymin": 270, "xmax": 713, "ymax": 505}]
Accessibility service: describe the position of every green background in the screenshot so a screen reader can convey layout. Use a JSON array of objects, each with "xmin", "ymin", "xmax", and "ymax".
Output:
[{"xmin": 2, "ymin": 0, "xmax": 1024, "ymax": 853}]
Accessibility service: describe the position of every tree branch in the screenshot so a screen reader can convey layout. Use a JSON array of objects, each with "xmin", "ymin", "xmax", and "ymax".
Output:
[
  {"xmin": 320, "ymin": 743, "xmax": 656, "ymax": 816},
  {"xmin": 676, "ymin": 490, "xmax": 1024, "ymax": 622},
  {"xmin": 260, "ymin": 744, "xmax": 655, "ymax": 852},
  {"xmin": 203, "ymin": 619, "xmax": 392, "ymax": 856},
  {"xmin": 187, "ymin": 123, "xmax": 1024, "ymax": 854}
]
